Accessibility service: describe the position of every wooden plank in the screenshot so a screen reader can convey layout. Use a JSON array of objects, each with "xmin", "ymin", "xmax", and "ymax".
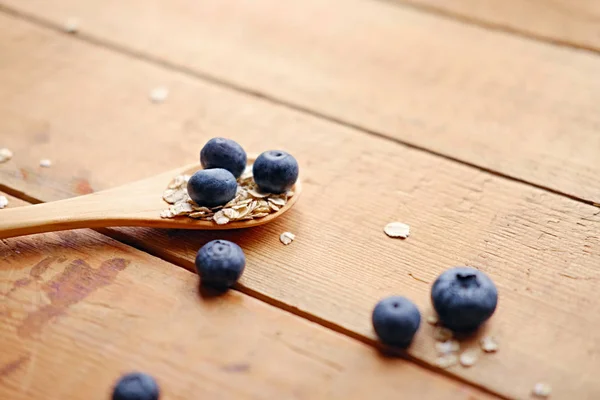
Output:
[
  {"xmin": 1, "ymin": 15, "xmax": 599, "ymax": 398},
  {"xmin": 396, "ymin": 0, "xmax": 600, "ymax": 51},
  {"xmin": 0, "ymin": 192, "xmax": 496, "ymax": 400},
  {"xmin": 2, "ymin": 0, "xmax": 600, "ymax": 203}
]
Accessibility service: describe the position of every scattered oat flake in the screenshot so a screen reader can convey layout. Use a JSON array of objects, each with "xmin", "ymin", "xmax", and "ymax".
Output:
[
  {"xmin": 433, "ymin": 327, "xmax": 453, "ymax": 342},
  {"xmin": 39, "ymin": 159, "xmax": 52, "ymax": 168},
  {"xmin": 149, "ymin": 86, "xmax": 169, "ymax": 103},
  {"xmin": 0, "ymin": 196, "xmax": 8, "ymax": 209},
  {"xmin": 480, "ymin": 336, "xmax": 498, "ymax": 353},
  {"xmin": 435, "ymin": 340, "xmax": 459, "ymax": 355},
  {"xmin": 384, "ymin": 222, "xmax": 410, "ymax": 238},
  {"xmin": 426, "ymin": 315, "xmax": 439, "ymax": 325},
  {"xmin": 64, "ymin": 18, "xmax": 79, "ymax": 33},
  {"xmin": 0, "ymin": 148, "xmax": 13, "ymax": 163},
  {"xmin": 280, "ymin": 232, "xmax": 295, "ymax": 245},
  {"xmin": 532, "ymin": 383, "xmax": 552, "ymax": 398},
  {"xmin": 435, "ymin": 354, "xmax": 458, "ymax": 369},
  {"xmin": 459, "ymin": 349, "xmax": 478, "ymax": 367}
]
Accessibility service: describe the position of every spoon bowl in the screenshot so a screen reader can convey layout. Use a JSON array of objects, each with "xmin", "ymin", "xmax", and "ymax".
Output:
[{"xmin": 0, "ymin": 161, "xmax": 301, "ymax": 239}]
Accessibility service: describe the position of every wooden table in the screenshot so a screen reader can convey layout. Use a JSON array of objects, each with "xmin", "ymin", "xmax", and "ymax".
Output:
[{"xmin": 1, "ymin": 1, "xmax": 599, "ymax": 399}]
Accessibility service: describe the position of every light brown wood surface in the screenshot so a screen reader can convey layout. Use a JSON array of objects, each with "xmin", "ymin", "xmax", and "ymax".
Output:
[
  {"xmin": 1, "ymin": 15, "xmax": 599, "ymax": 399},
  {"xmin": 2, "ymin": 0, "xmax": 600, "ymax": 203},
  {"xmin": 0, "ymin": 192, "xmax": 496, "ymax": 400},
  {"xmin": 0, "ymin": 163, "xmax": 301, "ymax": 239},
  {"xmin": 397, "ymin": 0, "xmax": 600, "ymax": 51}
]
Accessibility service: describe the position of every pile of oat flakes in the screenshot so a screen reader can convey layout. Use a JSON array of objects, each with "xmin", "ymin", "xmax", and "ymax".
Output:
[{"xmin": 160, "ymin": 166, "xmax": 294, "ymax": 225}]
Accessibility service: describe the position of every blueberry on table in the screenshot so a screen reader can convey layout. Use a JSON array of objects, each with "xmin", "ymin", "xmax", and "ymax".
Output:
[
  {"xmin": 196, "ymin": 240, "xmax": 246, "ymax": 289},
  {"xmin": 372, "ymin": 296, "xmax": 421, "ymax": 348},
  {"xmin": 252, "ymin": 150, "xmax": 299, "ymax": 194},
  {"xmin": 187, "ymin": 168, "xmax": 237, "ymax": 207},
  {"xmin": 431, "ymin": 267, "xmax": 498, "ymax": 333},
  {"xmin": 200, "ymin": 137, "xmax": 247, "ymax": 178},
  {"xmin": 112, "ymin": 372, "xmax": 159, "ymax": 400}
]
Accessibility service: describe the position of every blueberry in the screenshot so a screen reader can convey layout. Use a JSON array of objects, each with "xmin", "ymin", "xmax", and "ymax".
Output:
[
  {"xmin": 200, "ymin": 137, "xmax": 247, "ymax": 178},
  {"xmin": 195, "ymin": 240, "xmax": 246, "ymax": 289},
  {"xmin": 431, "ymin": 267, "xmax": 498, "ymax": 333},
  {"xmin": 372, "ymin": 296, "xmax": 421, "ymax": 348},
  {"xmin": 112, "ymin": 372, "xmax": 159, "ymax": 400},
  {"xmin": 187, "ymin": 168, "xmax": 237, "ymax": 207},
  {"xmin": 252, "ymin": 150, "xmax": 299, "ymax": 194}
]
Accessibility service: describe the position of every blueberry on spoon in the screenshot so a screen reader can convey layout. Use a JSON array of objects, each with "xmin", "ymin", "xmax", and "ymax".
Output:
[
  {"xmin": 187, "ymin": 168, "xmax": 237, "ymax": 208},
  {"xmin": 252, "ymin": 150, "xmax": 298, "ymax": 194},
  {"xmin": 200, "ymin": 137, "xmax": 247, "ymax": 178}
]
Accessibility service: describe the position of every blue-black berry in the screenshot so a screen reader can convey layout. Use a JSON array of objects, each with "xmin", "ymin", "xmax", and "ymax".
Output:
[
  {"xmin": 431, "ymin": 267, "xmax": 498, "ymax": 333},
  {"xmin": 195, "ymin": 240, "xmax": 246, "ymax": 289},
  {"xmin": 372, "ymin": 296, "xmax": 421, "ymax": 348},
  {"xmin": 200, "ymin": 137, "xmax": 247, "ymax": 178},
  {"xmin": 187, "ymin": 168, "xmax": 237, "ymax": 208},
  {"xmin": 112, "ymin": 372, "xmax": 159, "ymax": 400},
  {"xmin": 252, "ymin": 150, "xmax": 298, "ymax": 194}
]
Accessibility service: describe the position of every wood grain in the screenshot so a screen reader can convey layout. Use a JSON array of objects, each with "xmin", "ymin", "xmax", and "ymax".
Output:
[
  {"xmin": 395, "ymin": 0, "xmax": 600, "ymax": 51},
  {"xmin": 0, "ymin": 192, "xmax": 496, "ymax": 400},
  {"xmin": 1, "ymin": 15, "xmax": 599, "ymax": 398},
  {"xmin": 2, "ymin": 0, "xmax": 600, "ymax": 202}
]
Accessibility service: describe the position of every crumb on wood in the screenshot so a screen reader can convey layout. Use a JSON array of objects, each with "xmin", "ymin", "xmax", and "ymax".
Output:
[
  {"xmin": 532, "ymin": 382, "xmax": 551, "ymax": 398},
  {"xmin": 0, "ymin": 148, "xmax": 13, "ymax": 163},
  {"xmin": 280, "ymin": 232, "xmax": 295, "ymax": 245},
  {"xmin": 64, "ymin": 18, "xmax": 79, "ymax": 33},
  {"xmin": 149, "ymin": 86, "xmax": 169, "ymax": 103}
]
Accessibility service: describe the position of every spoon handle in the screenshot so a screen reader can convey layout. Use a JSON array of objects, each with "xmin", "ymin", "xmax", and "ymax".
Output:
[{"xmin": 0, "ymin": 195, "xmax": 112, "ymax": 239}]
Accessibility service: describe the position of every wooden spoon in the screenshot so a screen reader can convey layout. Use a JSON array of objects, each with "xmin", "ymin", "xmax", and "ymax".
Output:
[{"xmin": 0, "ymin": 163, "xmax": 301, "ymax": 239}]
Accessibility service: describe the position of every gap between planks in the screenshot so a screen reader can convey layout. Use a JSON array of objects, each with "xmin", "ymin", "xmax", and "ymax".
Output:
[
  {"xmin": 379, "ymin": 0, "xmax": 600, "ymax": 56},
  {"xmin": 0, "ymin": 4, "xmax": 598, "ymax": 211}
]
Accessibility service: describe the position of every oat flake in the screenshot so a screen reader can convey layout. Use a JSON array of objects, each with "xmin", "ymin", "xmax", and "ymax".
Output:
[
  {"xmin": 532, "ymin": 383, "xmax": 552, "ymax": 398},
  {"xmin": 149, "ymin": 86, "xmax": 169, "ymax": 103},
  {"xmin": 280, "ymin": 232, "xmax": 295, "ymax": 245},
  {"xmin": 248, "ymin": 188, "xmax": 268, "ymax": 198},
  {"xmin": 433, "ymin": 327, "xmax": 453, "ymax": 342},
  {"xmin": 459, "ymin": 349, "xmax": 478, "ymax": 367},
  {"xmin": 0, "ymin": 196, "xmax": 8, "ymax": 209},
  {"xmin": 435, "ymin": 340, "xmax": 459, "ymax": 355},
  {"xmin": 434, "ymin": 354, "xmax": 458, "ymax": 369},
  {"xmin": 64, "ymin": 18, "xmax": 79, "ymax": 33},
  {"xmin": 384, "ymin": 222, "xmax": 410, "ymax": 238},
  {"xmin": 426, "ymin": 315, "xmax": 439, "ymax": 325},
  {"xmin": 480, "ymin": 336, "xmax": 498, "ymax": 353},
  {"xmin": 0, "ymin": 148, "xmax": 13, "ymax": 163}
]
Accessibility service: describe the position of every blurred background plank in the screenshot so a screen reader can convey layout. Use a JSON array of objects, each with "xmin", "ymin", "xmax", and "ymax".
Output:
[
  {"xmin": 1, "ymin": 14, "xmax": 599, "ymax": 398},
  {"xmin": 1, "ymin": 0, "xmax": 599, "ymax": 203},
  {"xmin": 395, "ymin": 0, "xmax": 600, "ymax": 52}
]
